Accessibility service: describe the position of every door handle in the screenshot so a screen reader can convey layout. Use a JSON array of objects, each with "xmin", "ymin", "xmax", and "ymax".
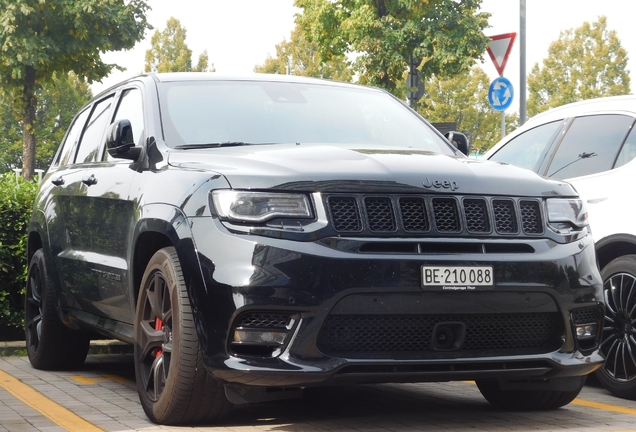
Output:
[
  {"xmin": 82, "ymin": 174, "xmax": 98, "ymax": 186},
  {"xmin": 51, "ymin": 177, "xmax": 65, "ymax": 186}
]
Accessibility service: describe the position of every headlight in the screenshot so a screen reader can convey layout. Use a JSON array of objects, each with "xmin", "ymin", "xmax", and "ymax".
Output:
[
  {"xmin": 546, "ymin": 198, "xmax": 588, "ymax": 232},
  {"xmin": 211, "ymin": 190, "xmax": 312, "ymax": 223}
]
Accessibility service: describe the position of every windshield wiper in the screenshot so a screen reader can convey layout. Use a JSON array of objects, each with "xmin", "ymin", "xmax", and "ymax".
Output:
[{"xmin": 174, "ymin": 142, "xmax": 253, "ymax": 150}]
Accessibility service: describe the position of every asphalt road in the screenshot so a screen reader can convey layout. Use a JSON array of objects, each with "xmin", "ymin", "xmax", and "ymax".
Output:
[{"xmin": 1, "ymin": 353, "xmax": 635, "ymax": 432}]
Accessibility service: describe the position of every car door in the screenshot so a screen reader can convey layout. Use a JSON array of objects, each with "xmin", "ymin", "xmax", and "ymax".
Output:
[
  {"xmin": 45, "ymin": 107, "xmax": 92, "ymax": 313},
  {"xmin": 70, "ymin": 86, "xmax": 145, "ymax": 325},
  {"xmin": 54, "ymin": 93, "xmax": 125, "ymax": 320}
]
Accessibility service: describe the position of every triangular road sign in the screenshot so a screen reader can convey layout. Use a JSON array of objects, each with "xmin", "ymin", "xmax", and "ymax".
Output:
[{"xmin": 487, "ymin": 33, "xmax": 517, "ymax": 76}]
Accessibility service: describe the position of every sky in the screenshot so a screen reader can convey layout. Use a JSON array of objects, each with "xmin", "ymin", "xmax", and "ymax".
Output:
[{"xmin": 92, "ymin": 0, "xmax": 636, "ymax": 115}]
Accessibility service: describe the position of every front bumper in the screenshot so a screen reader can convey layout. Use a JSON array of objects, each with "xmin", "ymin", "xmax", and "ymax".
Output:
[{"xmin": 186, "ymin": 217, "xmax": 604, "ymax": 388}]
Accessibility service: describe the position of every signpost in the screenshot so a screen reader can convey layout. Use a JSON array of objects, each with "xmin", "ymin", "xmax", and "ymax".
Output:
[
  {"xmin": 406, "ymin": 55, "xmax": 424, "ymax": 106},
  {"xmin": 487, "ymin": 33, "xmax": 517, "ymax": 137}
]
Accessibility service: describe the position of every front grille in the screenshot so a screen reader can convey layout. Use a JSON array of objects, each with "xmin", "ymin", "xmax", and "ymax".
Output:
[
  {"xmin": 317, "ymin": 313, "xmax": 561, "ymax": 359},
  {"xmin": 326, "ymin": 194, "xmax": 544, "ymax": 237},
  {"xmin": 364, "ymin": 197, "xmax": 396, "ymax": 232},
  {"xmin": 493, "ymin": 200, "xmax": 517, "ymax": 233}
]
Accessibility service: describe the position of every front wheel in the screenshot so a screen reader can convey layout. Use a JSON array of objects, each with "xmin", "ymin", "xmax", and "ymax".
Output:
[
  {"xmin": 596, "ymin": 255, "xmax": 636, "ymax": 400},
  {"xmin": 476, "ymin": 377, "xmax": 585, "ymax": 410},
  {"xmin": 134, "ymin": 247, "xmax": 232, "ymax": 425}
]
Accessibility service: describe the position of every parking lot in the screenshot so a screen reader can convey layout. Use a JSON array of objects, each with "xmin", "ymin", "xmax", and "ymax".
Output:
[{"xmin": 0, "ymin": 353, "xmax": 634, "ymax": 432}]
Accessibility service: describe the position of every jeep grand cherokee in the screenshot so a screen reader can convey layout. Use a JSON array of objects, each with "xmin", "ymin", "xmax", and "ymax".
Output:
[{"xmin": 26, "ymin": 73, "xmax": 604, "ymax": 425}]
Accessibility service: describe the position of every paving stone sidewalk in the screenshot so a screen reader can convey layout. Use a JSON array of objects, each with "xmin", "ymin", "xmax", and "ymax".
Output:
[{"xmin": 1, "ymin": 353, "xmax": 636, "ymax": 432}]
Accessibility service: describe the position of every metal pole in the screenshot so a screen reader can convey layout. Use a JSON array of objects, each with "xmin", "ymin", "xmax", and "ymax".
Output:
[
  {"xmin": 520, "ymin": 0, "xmax": 527, "ymax": 124},
  {"xmin": 501, "ymin": 112, "xmax": 506, "ymax": 138}
]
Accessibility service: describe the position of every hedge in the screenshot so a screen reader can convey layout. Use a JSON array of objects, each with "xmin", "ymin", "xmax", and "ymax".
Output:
[{"xmin": 0, "ymin": 173, "xmax": 38, "ymax": 331}]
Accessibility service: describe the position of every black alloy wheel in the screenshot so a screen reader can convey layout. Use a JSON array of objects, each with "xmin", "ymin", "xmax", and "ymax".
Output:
[
  {"xmin": 597, "ymin": 255, "xmax": 636, "ymax": 399},
  {"xmin": 25, "ymin": 249, "xmax": 89, "ymax": 370},
  {"xmin": 134, "ymin": 247, "xmax": 231, "ymax": 425}
]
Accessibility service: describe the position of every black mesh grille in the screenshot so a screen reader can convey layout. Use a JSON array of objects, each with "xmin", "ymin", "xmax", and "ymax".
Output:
[
  {"xmin": 328, "ymin": 196, "xmax": 362, "ymax": 232},
  {"xmin": 235, "ymin": 312, "xmax": 292, "ymax": 329},
  {"xmin": 433, "ymin": 198, "xmax": 460, "ymax": 232},
  {"xmin": 325, "ymin": 194, "xmax": 545, "ymax": 239},
  {"xmin": 520, "ymin": 200, "xmax": 542, "ymax": 234},
  {"xmin": 464, "ymin": 199, "xmax": 490, "ymax": 233},
  {"xmin": 317, "ymin": 313, "xmax": 561, "ymax": 358},
  {"xmin": 365, "ymin": 197, "xmax": 396, "ymax": 232},
  {"xmin": 399, "ymin": 197, "xmax": 429, "ymax": 232},
  {"xmin": 493, "ymin": 200, "xmax": 518, "ymax": 233},
  {"xmin": 572, "ymin": 308, "xmax": 601, "ymax": 325}
]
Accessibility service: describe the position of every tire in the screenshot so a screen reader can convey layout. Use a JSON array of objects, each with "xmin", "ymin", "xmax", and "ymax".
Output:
[
  {"xmin": 24, "ymin": 249, "xmax": 90, "ymax": 370},
  {"xmin": 595, "ymin": 255, "xmax": 636, "ymax": 400},
  {"xmin": 476, "ymin": 378, "xmax": 585, "ymax": 410},
  {"xmin": 134, "ymin": 247, "xmax": 232, "ymax": 425}
]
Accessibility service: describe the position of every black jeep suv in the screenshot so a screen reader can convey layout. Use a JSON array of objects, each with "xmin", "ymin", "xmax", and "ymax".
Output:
[{"xmin": 26, "ymin": 73, "xmax": 604, "ymax": 425}]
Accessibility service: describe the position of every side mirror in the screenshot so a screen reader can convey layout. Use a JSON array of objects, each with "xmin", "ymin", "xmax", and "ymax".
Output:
[
  {"xmin": 444, "ymin": 131, "xmax": 470, "ymax": 156},
  {"xmin": 106, "ymin": 119, "xmax": 141, "ymax": 160}
]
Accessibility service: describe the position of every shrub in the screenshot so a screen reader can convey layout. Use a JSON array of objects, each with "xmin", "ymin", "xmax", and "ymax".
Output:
[{"xmin": 0, "ymin": 173, "xmax": 38, "ymax": 330}]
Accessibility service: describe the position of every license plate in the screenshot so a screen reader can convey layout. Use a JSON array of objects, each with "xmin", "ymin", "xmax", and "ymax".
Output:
[{"xmin": 422, "ymin": 266, "xmax": 494, "ymax": 290}]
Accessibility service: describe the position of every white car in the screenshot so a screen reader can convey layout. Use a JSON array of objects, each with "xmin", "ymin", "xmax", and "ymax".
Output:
[{"xmin": 485, "ymin": 95, "xmax": 636, "ymax": 400}]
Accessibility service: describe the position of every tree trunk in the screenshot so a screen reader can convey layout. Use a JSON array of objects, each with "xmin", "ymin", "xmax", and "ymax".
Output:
[{"xmin": 22, "ymin": 66, "xmax": 37, "ymax": 181}]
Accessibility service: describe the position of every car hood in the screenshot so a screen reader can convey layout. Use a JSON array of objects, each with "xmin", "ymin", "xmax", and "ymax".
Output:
[{"xmin": 167, "ymin": 144, "xmax": 576, "ymax": 197}]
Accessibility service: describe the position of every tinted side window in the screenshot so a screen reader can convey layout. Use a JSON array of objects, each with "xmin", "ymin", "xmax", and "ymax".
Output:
[
  {"xmin": 614, "ymin": 123, "xmax": 636, "ymax": 169},
  {"xmin": 546, "ymin": 114, "xmax": 635, "ymax": 179},
  {"xmin": 489, "ymin": 120, "xmax": 563, "ymax": 171},
  {"xmin": 56, "ymin": 108, "xmax": 91, "ymax": 167},
  {"xmin": 107, "ymin": 88, "xmax": 145, "ymax": 161},
  {"xmin": 75, "ymin": 96, "xmax": 114, "ymax": 164}
]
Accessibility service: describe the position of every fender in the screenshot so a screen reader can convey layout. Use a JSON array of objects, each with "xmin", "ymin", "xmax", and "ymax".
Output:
[
  {"xmin": 131, "ymin": 202, "xmax": 216, "ymax": 355},
  {"xmin": 595, "ymin": 233, "xmax": 636, "ymax": 269}
]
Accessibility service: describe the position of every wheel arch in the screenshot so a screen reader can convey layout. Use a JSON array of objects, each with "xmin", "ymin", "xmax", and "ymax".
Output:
[
  {"xmin": 131, "ymin": 204, "xmax": 208, "ymax": 323},
  {"xmin": 27, "ymin": 209, "xmax": 47, "ymax": 262},
  {"xmin": 595, "ymin": 234, "xmax": 636, "ymax": 270}
]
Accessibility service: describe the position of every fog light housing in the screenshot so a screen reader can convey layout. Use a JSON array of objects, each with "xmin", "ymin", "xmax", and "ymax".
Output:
[
  {"xmin": 575, "ymin": 323, "xmax": 597, "ymax": 340},
  {"xmin": 233, "ymin": 329, "xmax": 288, "ymax": 345}
]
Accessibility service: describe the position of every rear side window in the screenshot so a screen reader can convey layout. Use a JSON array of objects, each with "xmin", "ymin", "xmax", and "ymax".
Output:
[
  {"xmin": 56, "ymin": 108, "xmax": 91, "ymax": 167},
  {"xmin": 546, "ymin": 114, "xmax": 635, "ymax": 179},
  {"xmin": 489, "ymin": 120, "xmax": 563, "ymax": 172},
  {"xmin": 75, "ymin": 96, "xmax": 114, "ymax": 164}
]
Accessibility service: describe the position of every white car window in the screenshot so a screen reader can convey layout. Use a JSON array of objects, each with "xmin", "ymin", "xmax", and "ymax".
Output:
[
  {"xmin": 488, "ymin": 120, "xmax": 563, "ymax": 171},
  {"xmin": 547, "ymin": 114, "xmax": 634, "ymax": 179},
  {"xmin": 614, "ymin": 124, "xmax": 636, "ymax": 169}
]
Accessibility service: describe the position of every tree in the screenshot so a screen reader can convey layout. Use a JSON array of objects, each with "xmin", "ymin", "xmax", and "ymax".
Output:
[
  {"xmin": 0, "ymin": 0, "xmax": 150, "ymax": 179},
  {"xmin": 294, "ymin": 0, "xmax": 490, "ymax": 97},
  {"xmin": 420, "ymin": 66, "xmax": 518, "ymax": 154},
  {"xmin": 0, "ymin": 72, "xmax": 92, "ymax": 173},
  {"xmin": 254, "ymin": 26, "xmax": 353, "ymax": 82},
  {"xmin": 527, "ymin": 16, "xmax": 630, "ymax": 117},
  {"xmin": 145, "ymin": 17, "xmax": 214, "ymax": 73}
]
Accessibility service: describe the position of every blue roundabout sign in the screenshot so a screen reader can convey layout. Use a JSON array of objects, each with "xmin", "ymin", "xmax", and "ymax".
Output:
[{"xmin": 488, "ymin": 77, "xmax": 514, "ymax": 111}]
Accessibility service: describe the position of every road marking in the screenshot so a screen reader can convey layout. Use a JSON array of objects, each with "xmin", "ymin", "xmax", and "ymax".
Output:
[
  {"xmin": 463, "ymin": 380, "xmax": 636, "ymax": 416},
  {"xmin": 571, "ymin": 398, "xmax": 636, "ymax": 416},
  {"xmin": 70, "ymin": 374, "xmax": 130, "ymax": 385},
  {"xmin": 0, "ymin": 369, "xmax": 104, "ymax": 432}
]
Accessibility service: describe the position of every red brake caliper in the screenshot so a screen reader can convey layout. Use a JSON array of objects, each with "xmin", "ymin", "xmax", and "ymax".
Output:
[{"xmin": 154, "ymin": 318, "xmax": 163, "ymax": 358}]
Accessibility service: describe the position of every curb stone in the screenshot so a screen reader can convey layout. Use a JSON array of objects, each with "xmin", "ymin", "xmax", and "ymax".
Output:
[{"xmin": 0, "ymin": 339, "xmax": 133, "ymax": 356}]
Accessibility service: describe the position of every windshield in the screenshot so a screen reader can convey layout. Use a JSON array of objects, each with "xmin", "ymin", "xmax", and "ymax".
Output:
[{"xmin": 158, "ymin": 80, "xmax": 454, "ymax": 154}]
